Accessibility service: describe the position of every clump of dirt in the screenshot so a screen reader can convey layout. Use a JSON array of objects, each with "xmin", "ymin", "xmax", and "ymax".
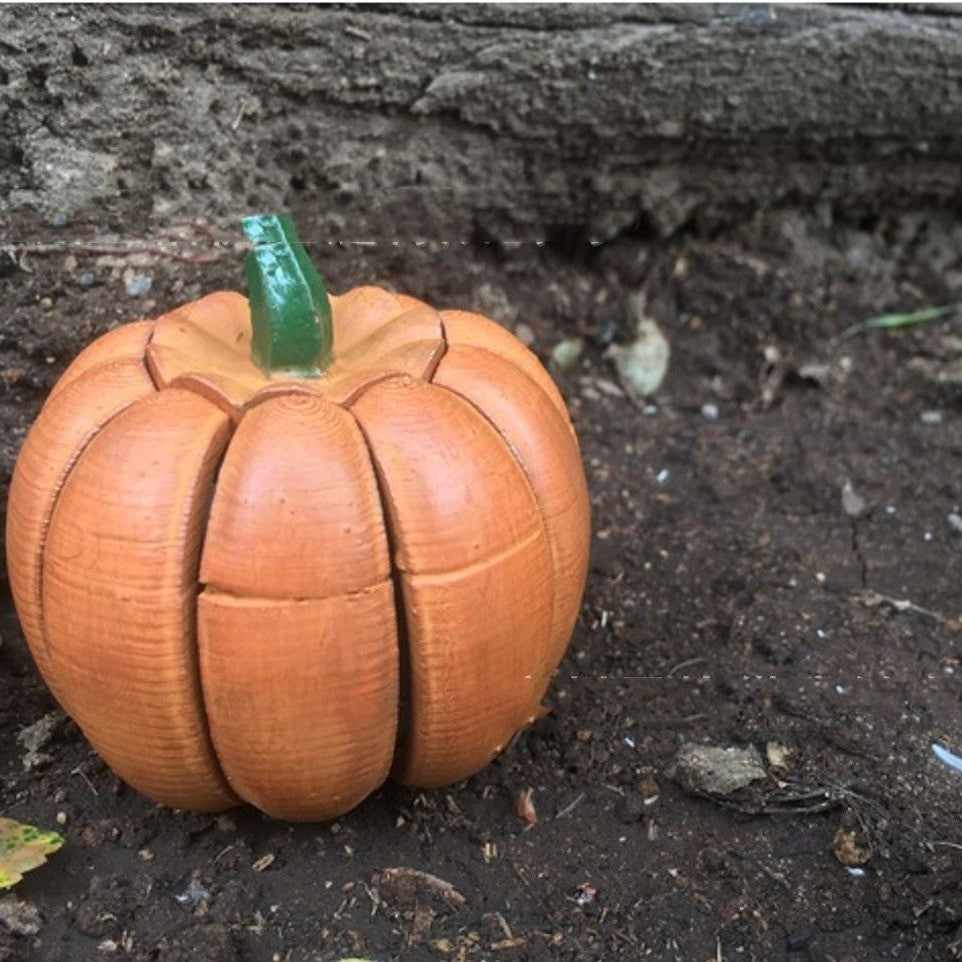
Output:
[{"xmin": 2, "ymin": 199, "xmax": 962, "ymax": 961}]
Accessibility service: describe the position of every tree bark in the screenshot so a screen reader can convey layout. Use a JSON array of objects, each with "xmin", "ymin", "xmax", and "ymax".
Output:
[{"xmin": 1, "ymin": 3, "xmax": 961, "ymax": 238}]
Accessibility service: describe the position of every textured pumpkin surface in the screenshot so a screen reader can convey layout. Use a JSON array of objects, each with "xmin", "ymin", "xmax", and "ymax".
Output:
[{"xmin": 5, "ymin": 288, "xmax": 590, "ymax": 820}]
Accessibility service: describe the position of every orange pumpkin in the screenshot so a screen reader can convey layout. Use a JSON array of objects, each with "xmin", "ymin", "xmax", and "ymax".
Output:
[{"xmin": 5, "ymin": 216, "xmax": 590, "ymax": 820}]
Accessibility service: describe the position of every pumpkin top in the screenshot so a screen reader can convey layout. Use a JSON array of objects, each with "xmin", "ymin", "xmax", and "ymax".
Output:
[{"xmin": 141, "ymin": 287, "xmax": 445, "ymax": 418}]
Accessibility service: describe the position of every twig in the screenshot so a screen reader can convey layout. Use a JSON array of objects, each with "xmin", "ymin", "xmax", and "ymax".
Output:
[
  {"xmin": 2, "ymin": 241, "xmax": 228, "ymax": 265},
  {"xmin": 555, "ymin": 792, "xmax": 585, "ymax": 819}
]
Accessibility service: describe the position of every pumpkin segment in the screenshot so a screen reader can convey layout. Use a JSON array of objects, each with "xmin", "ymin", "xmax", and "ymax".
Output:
[
  {"xmin": 351, "ymin": 377, "xmax": 555, "ymax": 787},
  {"xmin": 146, "ymin": 294, "xmax": 445, "ymax": 416},
  {"xmin": 197, "ymin": 393, "xmax": 399, "ymax": 820},
  {"xmin": 433, "ymin": 345, "xmax": 591, "ymax": 677},
  {"xmin": 5, "ymin": 359, "xmax": 156, "ymax": 684},
  {"xmin": 198, "ymin": 585, "xmax": 398, "ymax": 820},
  {"xmin": 440, "ymin": 309, "xmax": 574, "ymax": 436},
  {"xmin": 46, "ymin": 320, "xmax": 154, "ymax": 403},
  {"xmin": 42, "ymin": 389, "xmax": 237, "ymax": 812}
]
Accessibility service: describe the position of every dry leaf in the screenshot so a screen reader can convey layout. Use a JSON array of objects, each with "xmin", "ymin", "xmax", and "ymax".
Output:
[
  {"xmin": 833, "ymin": 827, "xmax": 873, "ymax": 866},
  {"xmin": 515, "ymin": 788, "xmax": 538, "ymax": 827},
  {"xmin": 0, "ymin": 817, "xmax": 64, "ymax": 889}
]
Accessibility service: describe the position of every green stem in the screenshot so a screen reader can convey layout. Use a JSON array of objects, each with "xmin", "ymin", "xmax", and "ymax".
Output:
[{"xmin": 240, "ymin": 214, "xmax": 333, "ymax": 376}]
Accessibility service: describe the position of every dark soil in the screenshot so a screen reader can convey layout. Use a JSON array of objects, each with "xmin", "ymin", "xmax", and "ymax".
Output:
[{"xmin": 2, "ymin": 201, "xmax": 962, "ymax": 962}]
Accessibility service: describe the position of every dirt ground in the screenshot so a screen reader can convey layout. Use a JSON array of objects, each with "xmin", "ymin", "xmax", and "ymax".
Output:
[{"xmin": 0, "ymin": 200, "xmax": 961, "ymax": 962}]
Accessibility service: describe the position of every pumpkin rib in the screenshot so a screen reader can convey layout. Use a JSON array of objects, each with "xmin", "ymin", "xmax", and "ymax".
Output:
[
  {"xmin": 197, "ymin": 582, "xmax": 399, "ymax": 821},
  {"xmin": 341, "ymin": 402, "xmax": 415, "ymax": 783},
  {"xmin": 431, "ymin": 345, "xmax": 591, "ymax": 675},
  {"xmin": 349, "ymin": 377, "xmax": 556, "ymax": 787},
  {"xmin": 196, "ymin": 392, "xmax": 399, "ymax": 817},
  {"xmin": 46, "ymin": 320, "xmax": 155, "ymax": 403},
  {"xmin": 6, "ymin": 358, "xmax": 157, "ymax": 688},
  {"xmin": 437, "ymin": 309, "xmax": 576, "ymax": 439},
  {"xmin": 41, "ymin": 388, "xmax": 239, "ymax": 812}
]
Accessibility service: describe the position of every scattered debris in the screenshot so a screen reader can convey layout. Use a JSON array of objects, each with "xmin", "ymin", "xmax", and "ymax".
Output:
[
  {"xmin": 840, "ymin": 302, "xmax": 962, "ymax": 340},
  {"xmin": 572, "ymin": 883, "xmax": 596, "ymax": 908},
  {"xmin": 0, "ymin": 896, "xmax": 42, "ymax": 935},
  {"xmin": 758, "ymin": 344, "xmax": 785, "ymax": 409},
  {"xmin": 555, "ymin": 792, "xmax": 585, "ymax": 820},
  {"xmin": 16, "ymin": 711, "xmax": 64, "ymax": 772},
  {"xmin": 671, "ymin": 744, "xmax": 767, "ymax": 797},
  {"xmin": 833, "ymin": 826, "xmax": 873, "ymax": 866},
  {"xmin": 251, "ymin": 853, "xmax": 275, "ymax": 873},
  {"xmin": 932, "ymin": 742, "xmax": 962, "ymax": 775},
  {"xmin": 765, "ymin": 742, "xmax": 792, "ymax": 771},
  {"xmin": 514, "ymin": 788, "xmax": 538, "ymax": 828},
  {"xmin": 513, "ymin": 322, "xmax": 535, "ymax": 347},
  {"xmin": 853, "ymin": 590, "xmax": 944, "ymax": 622},
  {"xmin": 0, "ymin": 818, "xmax": 64, "ymax": 889},
  {"xmin": 372, "ymin": 867, "xmax": 466, "ymax": 911},
  {"xmin": 606, "ymin": 311, "xmax": 670, "ymax": 401},
  {"xmin": 841, "ymin": 481, "xmax": 868, "ymax": 518},
  {"xmin": 173, "ymin": 879, "xmax": 208, "ymax": 907},
  {"xmin": 551, "ymin": 337, "xmax": 584, "ymax": 372},
  {"xmin": 123, "ymin": 271, "xmax": 152, "ymax": 296}
]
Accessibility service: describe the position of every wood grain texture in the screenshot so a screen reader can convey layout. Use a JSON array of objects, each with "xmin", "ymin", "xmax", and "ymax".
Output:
[
  {"xmin": 5, "ymin": 359, "xmax": 155, "ymax": 684},
  {"xmin": 198, "ymin": 584, "xmax": 398, "ymax": 820},
  {"xmin": 46, "ymin": 321, "xmax": 154, "ymax": 402},
  {"xmin": 440, "ymin": 310, "xmax": 573, "ymax": 435},
  {"xmin": 201, "ymin": 393, "xmax": 390, "ymax": 599},
  {"xmin": 7, "ymin": 283, "xmax": 591, "ymax": 817},
  {"xmin": 434, "ymin": 344, "xmax": 590, "ymax": 674},
  {"xmin": 351, "ymin": 377, "xmax": 555, "ymax": 786},
  {"xmin": 42, "ymin": 388, "xmax": 237, "ymax": 812}
]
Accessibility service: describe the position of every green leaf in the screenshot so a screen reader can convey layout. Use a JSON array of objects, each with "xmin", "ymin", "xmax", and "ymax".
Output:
[
  {"xmin": 840, "ymin": 303, "xmax": 962, "ymax": 340},
  {"xmin": 0, "ymin": 817, "xmax": 64, "ymax": 889}
]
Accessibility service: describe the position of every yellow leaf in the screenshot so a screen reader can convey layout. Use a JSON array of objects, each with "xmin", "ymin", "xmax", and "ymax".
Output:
[{"xmin": 0, "ymin": 816, "xmax": 64, "ymax": 889}]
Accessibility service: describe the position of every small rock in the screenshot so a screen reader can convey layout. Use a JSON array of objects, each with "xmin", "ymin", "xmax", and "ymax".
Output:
[
  {"xmin": 49, "ymin": 213, "xmax": 68, "ymax": 228},
  {"xmin": 948, "ymin": 513, "xmax": 962, "ymax": 535},
  {"xmin": 920, "ymin": 409, "xmax": 944, "ymax": 425},
  {"xmin": 841, "ymin": 480, "xmax": 867, "ymax": 518},
  {"xmin": 765, "ymin": 741, "xmax": 792, "ymax": 770},
  {"xmin": 700, "ymin": 402, "xmax": 719, "ymax": 420},
  {"xmin": 472, "ymin": 282, "xmax": 517, "ymax": 324},
  {"xmin": 124, "ymin": 273, "xmax": 152, "ymax": 297},
  {"xmin": 173, "ymin": 879, "xmax": 209, "ymax": 907},
  {"xmin": 551, "ymin": 337, "xmax": 583, "ymax": 372},
  {"xmin": 606, "ymin": 314, "xmax": 670, "ymax": 400},
  {"xmin": 0, "ymin": 897, "xmax": 42, "ymax": 936},
  {"xmin": 671, "ymin": 743, "xmax": 766, "ymax": 796},
  {"xmin": 514, "ymin": 322, "xmax": 536, "ymax": 347},
  {"xmin": 17, "ymin": 711, "xmax": 63, "ymax": 771},
  {"xmin": 614, "ymin": 793, "xmax": 645, "ymax": 824},
  {"xmin": 78, "ymin": 271, "xmax": 96, "ymax": 287}
]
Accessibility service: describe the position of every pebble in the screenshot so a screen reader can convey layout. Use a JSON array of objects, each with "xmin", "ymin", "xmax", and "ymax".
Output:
[
  {"xmin": 78, "ymin": 272, "xmax": 96, "ymax": 287},
  {"xmin": 514, "ymin": 322, "xmax": 536, "ymax": 347},
  {"xmin": 551, "ymin": 337, "xmax": 583, "ymax": 372},
  {"xmin": 920, "ymin": 410, "xmax": 944, "ymax": 425},
  {"xmin": 124, "ymin": 273, "xmax": 153, "ymax": 297},
  {"xmin": 700, "ymin": 402, "xmax": 719, "ymax": 420}
]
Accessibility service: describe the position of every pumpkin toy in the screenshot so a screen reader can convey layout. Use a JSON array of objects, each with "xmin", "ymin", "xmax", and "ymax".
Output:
[{"xmin": 5, "ymin": 215, "xmax": 590, "ymax": 820}]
